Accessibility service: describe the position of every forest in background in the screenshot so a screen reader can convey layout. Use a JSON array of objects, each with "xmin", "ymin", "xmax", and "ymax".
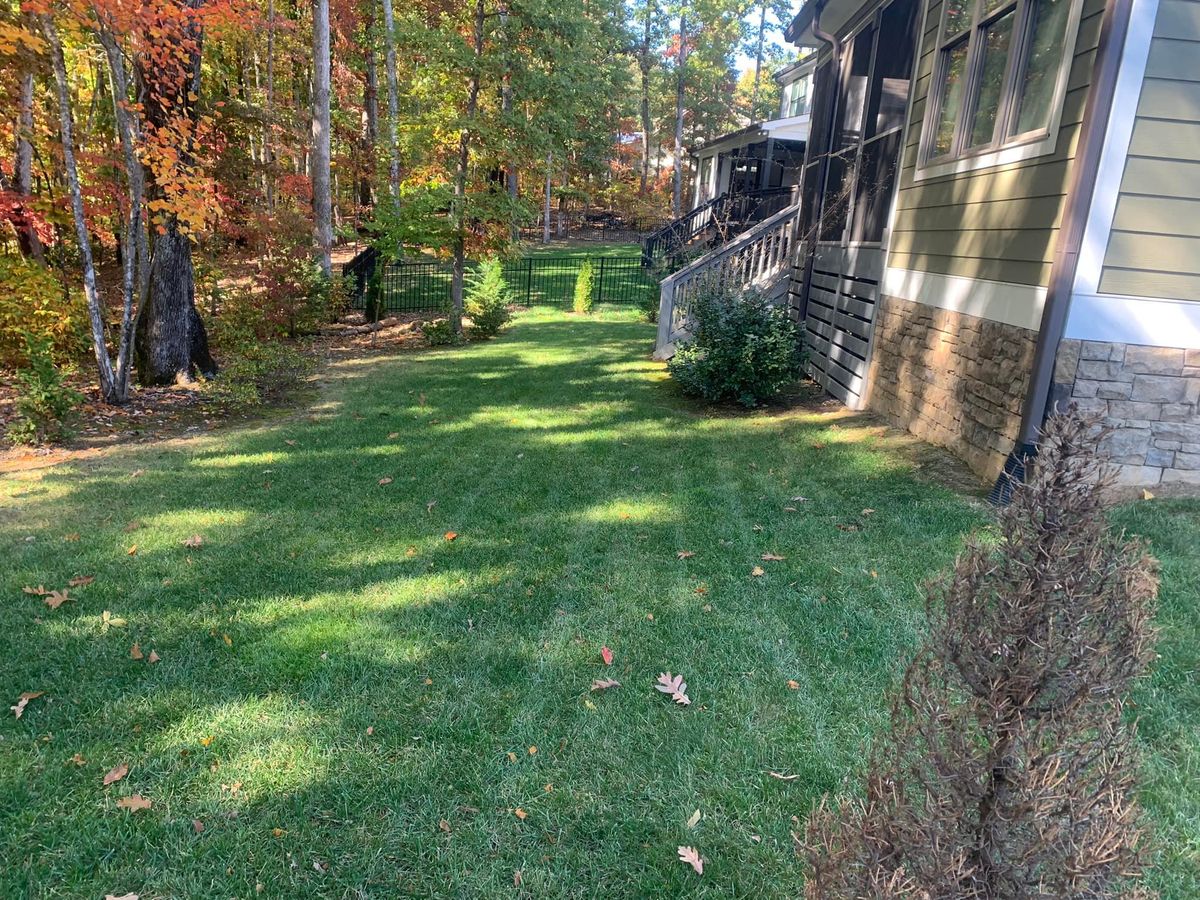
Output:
[{"xmin": 0, "ymin": 0, "xmax": 796, "ymax": 432}]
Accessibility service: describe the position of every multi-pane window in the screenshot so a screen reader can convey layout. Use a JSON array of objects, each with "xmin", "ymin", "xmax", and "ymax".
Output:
[
  {"xmin": 926, "ymin": 0, "xmax": 1073, "ymax": 163},
  {"xmin": 785, "ymin": 74, "xmax": 811, "ymax": 118}
]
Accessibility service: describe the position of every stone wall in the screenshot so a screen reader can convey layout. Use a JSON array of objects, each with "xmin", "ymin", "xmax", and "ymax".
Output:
[
  {"xmin": 1053, "ymin": 340, "xmax": 1200, "ymax": 485},
  {"xmin": 866, "ymin": 294, "xmax": 1037, "ymax": 483}
]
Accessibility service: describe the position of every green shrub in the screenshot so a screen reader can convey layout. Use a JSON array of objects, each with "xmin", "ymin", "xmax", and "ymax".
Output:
[
  {"xmin": 466, "ymin": 258, "xmax": 512, "ymax": 337},
  {"xmin": 667, "ymin": 285, "xmax": 805, "ymax": 407},
  {"xmin": 204, "ymin": 340, "xmax": 313, "ymax": 409},
  {"xmin": 573, "ymin": 259, "xmax": 595, "ymax": 314},
  {"xmin": 423, "ymin": 318, "xmax": 464, "ymax": 346},
  {"xmin": 6, "ymin": 332, "xmax": 82, "ymax": 445},
  {"xmin": 640, "ymin": 282, "xmax": 660, "ymax": 324},
  {"xmin": 0, "ymin": 256, "xmax": 88, "ymax": 367}
]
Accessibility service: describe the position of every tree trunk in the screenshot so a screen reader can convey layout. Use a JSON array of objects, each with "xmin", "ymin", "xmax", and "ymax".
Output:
[
  {"xmin": 361, "ymin": 7, "xmax": 379, "ymax": 210},
  {"xmin": 14, "ymin": 59, "xmax": 45, "ymax": 263},
  {"xmin": 311, "ymin": 0, "xmax": 333, "ymax": 278},
  {"xmin": 264, "ymin": 0, "xmax": 276, "ymax": 210},
  {"xmin": 40, "ymin": 13, "xmax": 121, "ymax": 402},
  {"xmin": 638, "ymin": 3, "xmax": 654, "ymax": 196},
  {"xmin": 750, "ymin": 1, "xmax": 767, "ymax": 121},
  {"xmin": 136, "ymin": 0, "xmax": 217, "ymax": 386},
  {"xmin": 451, "ymin": 0, "xmax": 485, "ymax": 335},
  {"xmin": 672, "ymin": 12, "xmax": 688, "ymax": 218},
  {"xmin": 543, "ymin": 151, "xmax": 552, "ymax": 244},
  {"xmin": 380, "ymin": 0, "xmax": 401, "ymax": 206}
]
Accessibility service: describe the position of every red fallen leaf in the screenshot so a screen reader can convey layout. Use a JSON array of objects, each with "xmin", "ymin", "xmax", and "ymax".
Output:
[
  {"xmin": 182, "ymin": 534, "xmax": 204, "ymax": 549},
  {"xmin": 676, "ymin": 550, "xmax": 695, "ymax": 559},
  {"xmin": 103, "ymin": 762, "xmax": 129, "ymax": 785},
  {"xmin": 44, "ymin": 590, "xmax": 70, "ymax": 610},
  {"xmin": 378, "ymin": 476, "xmax": 394, "ymax": 486},
  {"xmin": 600, "ymin": 646, "xmax": 614, "ymax": 666},
  {"xmin": 655, "ymin": 672, "xmax": 691, "ymax": 706},
  {"xmin": 68, "ymin": 575, "xmax": 95, "ymax": 587},
  {"xmin": 677, "ymin": 845, "xmax": 704, "ymax": 875},
  {"xmin": 22, "ymin": 585, "xmax": 49, "ymax": 596},
  {"xmin": 591, "ymin": 678, "xmax": 620, "ymax": 691},
  {"xmin": 761, "ymin": 553, "xmax": 786, "ymax": 562},
  {"xmin": 117, "ymin": 794, "xmax": 152, "ymax": 812},
  {"xmin": 787, "ymin": 679, "xmax": 800, "ymax": 690},
  {"xmin": 10, "ymin": 691, "xmax": 44, "ymax": 719},
  {"xmin": 192, "ymin": 819, "xmax": 205, "ymax": 833},
  {"xmin": 444, "ymin": 531, "xmax": 458, "ymax": 541}
]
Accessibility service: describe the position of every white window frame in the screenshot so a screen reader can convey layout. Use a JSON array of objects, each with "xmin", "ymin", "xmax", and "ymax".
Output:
[{"xmin": 913, "ymin": 0, "xmax": 1086, "ymax": 181}]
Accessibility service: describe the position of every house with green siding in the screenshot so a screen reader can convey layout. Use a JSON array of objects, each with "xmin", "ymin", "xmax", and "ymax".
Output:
[
  {"xmin": 656, "ymin": 0, "xmax": 1200, "ymax": 490},
  {"xmin": 788, "ymin": 0, "xmax": 1200, "ymax": 488}
]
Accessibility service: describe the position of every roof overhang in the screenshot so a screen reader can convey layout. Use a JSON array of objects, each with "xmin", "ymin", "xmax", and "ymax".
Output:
[
  {"xmin": 785, "ymin": 0, "xmax": 863, "ymax": 46},
  {"xmin": 691, "ymin": 116, "xmax": 810, "ymax": 157}
]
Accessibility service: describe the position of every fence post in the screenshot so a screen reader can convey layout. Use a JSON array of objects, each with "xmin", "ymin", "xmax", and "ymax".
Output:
[
  {"xmin": 525, "ymin": 258, "xmax": 533, "ymax": 305},
  {"xmin": 596, "ymin": 257, "xmax": 606, "ymax": 305}
]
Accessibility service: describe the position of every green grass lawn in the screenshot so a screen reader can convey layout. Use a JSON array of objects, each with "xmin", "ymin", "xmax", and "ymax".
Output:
[{"xmin": 2, "ymin": 307, "xmax": 1197, "ymax": 897}]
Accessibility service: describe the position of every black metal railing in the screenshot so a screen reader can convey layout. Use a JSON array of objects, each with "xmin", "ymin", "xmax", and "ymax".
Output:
[
  {"xmin": 641, "ymin": 187, "xmax": 797, "ymax": 271},
  {"xmin": 340, "ymin": 251, "xmax": 656, "ymax": 313}
]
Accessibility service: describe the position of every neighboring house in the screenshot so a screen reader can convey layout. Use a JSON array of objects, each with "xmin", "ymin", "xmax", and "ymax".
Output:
[
  {"xmin": 689, "ymin": 57, "xmax": 817, "ymax": 210},
  {"xmin": 659, "ymin": 0, "xmax": 1200, "ymax": 489}
]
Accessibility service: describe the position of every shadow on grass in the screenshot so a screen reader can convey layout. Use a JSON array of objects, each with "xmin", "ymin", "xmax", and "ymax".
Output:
[{"xmin": 0, "ymin": 308, "xmax": 991, "ymax": 897}]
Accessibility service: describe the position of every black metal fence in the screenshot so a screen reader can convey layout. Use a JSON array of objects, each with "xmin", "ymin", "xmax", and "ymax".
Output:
[{"xmin": 343, "ymin": 252, "xmax": 657, "ymax": 314}]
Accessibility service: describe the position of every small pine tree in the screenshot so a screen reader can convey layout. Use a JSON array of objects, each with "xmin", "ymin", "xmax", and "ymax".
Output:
[
  {"xmin": 573, "ymin": 258, "xmax": 595, "ymax": 314},
  {"xmin": 465, "ymin": 257, "xmax": 512, "ymax": 337},
  {"xmin": 804, "ymin": 411, "xmax": 1159, "ymax": 899},
  {"xmin": 6, "ymin": 333, "xmax": 82, "ymax": 445}
]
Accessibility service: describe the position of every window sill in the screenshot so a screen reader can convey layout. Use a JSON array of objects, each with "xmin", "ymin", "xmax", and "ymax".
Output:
[{"xmin": 912, "ymin": 131, "xmax": 1060, "ymax": 182}]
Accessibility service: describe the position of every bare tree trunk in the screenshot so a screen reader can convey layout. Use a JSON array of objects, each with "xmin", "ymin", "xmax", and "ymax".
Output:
[
  {"xmin": 97, "ymin": 25, "xmax": 150, "ymax": 397},
  {"xmin": 638, "ymin": 2, "xmax": 654, "ymax": 196},
  {"xmin": 264, "ymin": 0, "xmax": 276, "ymax": 210},
  {"xmin": 311, "ymin": 0, "xmax": 333, "ymax": 278},
  {"xmin": 543, "ymin": 151, "xmax": 552, "ymax": 244},
  {"xmin": 501, "ymin": 29, "xmax": 517, "ymax": 243},
  {"xmin": 40, "ymin": 13, "xmax": 120, "ymax": 402},
  {"xmin": 14, "ymin": 57, "xmax": 45, "ymax": 263},
  {"xmin": 672, "ymin": 12, "xmax": 688, "ymax": 218},
  {"xmin": 361, "ymin": 7, "xmax": 379, "ymax": 210},
  {"xmin": 750, "ymin": 1, "xmax": 767, "ymax": 120},
  {"xmin": 451, "ymin": 0, "xmax": 484, "ymax": 335},
  {"xmin": 380, "ymin": 0, "xmax": 401, "ymax": 206}
]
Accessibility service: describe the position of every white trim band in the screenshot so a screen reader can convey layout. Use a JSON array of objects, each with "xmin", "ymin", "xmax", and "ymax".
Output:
[
  {"xmin": 1065, "ymin": 292, "xmax": 1200, "ymax": 348},
  {"xmin": 882, "ymin": 266, "xmax": 1046, "ymax": 331}
]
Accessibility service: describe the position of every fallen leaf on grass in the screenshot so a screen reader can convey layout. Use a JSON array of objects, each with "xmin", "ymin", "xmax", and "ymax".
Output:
[
  {"xmin": 103, "ymin": 762, "xmax": 129, "ymax": 785},
  {"xmin": 750, "ymin": 566, "xmax": 765, "ymax": 577},
  {"xmin": 378, "ymin": 477, "xmax": 394, "ymax": 486},
  {"xmin": 68, "ymin": 753, "xmax": 87, "ymax": 766},
  {"xmin": 192, "ymin": 819, "xmax": 205, "ymax": 833},
  {"xmin": 147, "ymin": 650, "xmax": 160, "ymax": 664},
  {"xmin": 528, "ymin": 745, "xmax": 538, "ymax": 755},
  {"xmin": 1142, "ymin": 488, "xmax": 1155, "ymax": 501},
  {"xmin": 655, "ymin": 672, "xmax": 691, "ymax": 706},
  {"xmin": 117, "ymin": 794, "xmax": 152, "ymax": 812},
  {"xmin": 761, "ymin": 553, "xmax": 786, "ymax": 562},
  {"xmin": 426, "ymin": 499, "xmax": 437, "ymax": 513},
  {"xmin": 44, "ymin": 590, "xmax": 70, "ymax": 610},
  {"xmin": 101, "ymin": 610, "xmax": 127, "ymax": 630},
  {"xmin": 835, "ymin": 523, "xmax": 860, "ymax": 533},
  {"xmin": 514, "ymin": 808, "xmax": 528, "ymax": 820},
  {"xmin": 861, "ymin": 508, "xmax": 876, "ymax": 516},
  {"xmin": 64, "ymin": 533, "xmax": 80, "ymax": 542},
  {"xmin": 130, "ymin": 643, "xmax": 144, "ymax": 661},
  {"xmin": 387, "ymin": 432, "xmax": 400, "ymax": 440},
  {"xmin": 676, "ymin": 550, "xmax": 695, "ymax": 560},
  {"xmin": 686, "ymin": 809, "xmax": 702, "ymax": 828},
  {"xmin": 591, "ymin": 678, "xmax": 621, "ymax": 691},
  {"xmin": 284, "ymin": 440, "xmax": 297, "ymax": 447},
  {"xmin": 600, "ymin": 645, "xmax": 614, "ymax": 666},
  {"xmin": 439, "ymin": 819, "xmax": 451, "ymax": 834},
  {"xmin": 677, "ymin": 845, "xmax": 704, "ymax": 875},
  {"xmin": 22, "ymin": 585, "xmax": 48, "ymax": 596},
  {"xmin": 68, "ymin": 575, "xmax": 95, "ymax": 588},
  {"xmin": 767, "ymin": 771, "xmax": 800, "ymax": 781},
  {"xmin": 444, "ymin": 531, "xmax": 458, "ymax": 541},
  {"xmin": 126, "ymin": 544, "xmax": 138, "ymax": 556},
  {"xmin": 182, "ymin": 534, "xmax": 204, "ymax": 549},
  {"xmin": 10, "ymin": 691, "xmax": 44, "ymax": 719},
  {"xmin": 222, "ymin": 633, "xmax": 233, "ymax": 647},
  {"xmin": 513, "ymin": 870, "xmax": 522, "ymax": 887},
  {"xmin": 199, "ymin": 735, "xmax": 215, "ymax": 748},
  {"xmin": 787, "ymin": 680, "xmax": 800, "ymax": 690},
  {"xmin": 130, "ymin": 469, "xmax": 145, "ymax": 478},
  {"xmin": 105, "ymin": 893, "xmax": 139, "ymax": 900}
]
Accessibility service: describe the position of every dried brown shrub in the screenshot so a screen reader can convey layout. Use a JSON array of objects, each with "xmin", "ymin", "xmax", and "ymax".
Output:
[{"xmin": 804, "ymin": 412, "xmax": 1160, "ymax": 899}]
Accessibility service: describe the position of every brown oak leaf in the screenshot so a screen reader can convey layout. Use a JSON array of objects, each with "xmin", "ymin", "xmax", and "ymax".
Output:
[
  {"xmin": 655, "ymin": 672, "xmax": 691, "ymax": 706},
  {"xmin": 761, "ymin": 553, "xmax": 786, "ymax": 561},
  {"xmin": 68, "ymin": 575, "xmax": 95, "ymax": 588},
  {"xmin": 677, "ymin": 845, "xmax": 704, "ymax": 875},
  {"xmin": 103, "ymin": 762, "xmax": 129, "ymax": 785},
  {"xmin": 44, "ymin": 590, "xmax": 70, "ymax": 610},
  {"xmin": 590, "ymin": 678, "xmax": 621, "ymax": 691},
  {"xmin": 182, "ymin": 534, "xmax": 204, "ymax": 549},
  {"xmin": 676, "ymin": 550, "xmax": 695, "ymax": 559},
  {"xmin": 10, "ymin": 691, "xmax": 44, "ymax": 719},
  {"xmin": 117, "ymin": 794, "xmax": 152, "ymax": 812}
]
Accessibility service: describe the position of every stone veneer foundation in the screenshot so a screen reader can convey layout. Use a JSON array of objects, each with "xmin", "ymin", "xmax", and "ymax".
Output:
[
  {"xmin": 1053, "ymin": 340, "xmax": 1200, "ymax": 485},
  {"xmin": 865, "ymin": 294, "xmax": 1037, "ymax": 483}
]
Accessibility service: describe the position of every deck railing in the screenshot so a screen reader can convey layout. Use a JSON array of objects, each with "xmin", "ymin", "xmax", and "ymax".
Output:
[{"xmin": 653, "ymin": 203, "xmax": 800, "ymax": 360}]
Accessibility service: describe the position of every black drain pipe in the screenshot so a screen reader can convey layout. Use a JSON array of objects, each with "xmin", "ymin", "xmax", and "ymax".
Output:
[{"xmin": 989, "ymin": 0, "xmax": 1136, "ymax": 505}]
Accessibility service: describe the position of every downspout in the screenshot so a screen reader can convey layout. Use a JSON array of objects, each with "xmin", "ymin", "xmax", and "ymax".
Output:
[
  {"xmin": 797, "ymin": 0, "xmax": 843, "ymax": 324},
  {"xmin": 988, "ymin": 0, "xmax": 1136, "ymax": 504}
]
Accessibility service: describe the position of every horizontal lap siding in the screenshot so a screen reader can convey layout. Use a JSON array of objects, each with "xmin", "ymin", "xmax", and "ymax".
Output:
[
  {"xmin": 889, "ymin": 0, "xmax": 1105, "ymax": 287},
  {"xmin": 1098, "ymin": 0, "xmax": 1200, "ymax": 299}
]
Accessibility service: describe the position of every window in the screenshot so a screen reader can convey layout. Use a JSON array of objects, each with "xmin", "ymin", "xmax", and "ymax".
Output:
[
  {"xmin": 925, "ymin": 0, "xmax": 1075, "ymax": 166},
  {"xmin": 786, "ymin": 74, "xmax": 811, "ymax": 118}
]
